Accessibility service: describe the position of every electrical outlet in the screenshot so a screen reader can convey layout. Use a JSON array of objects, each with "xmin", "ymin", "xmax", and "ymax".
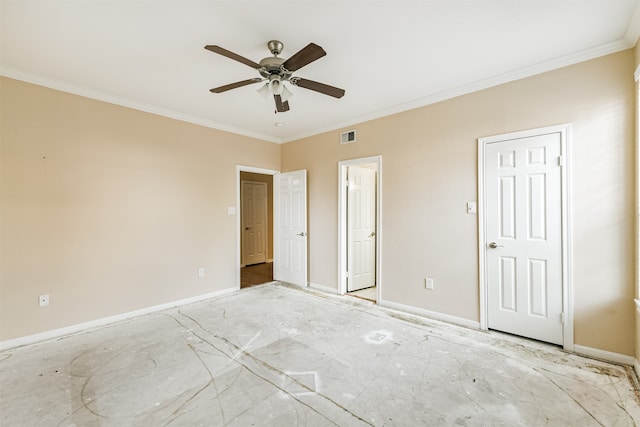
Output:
[
  {"xmin": 39, "ymin": 294, "xmax": 49, "ymax": 307},
  {"xmin": 198, "ymin": 267, "xmax": 205, "ymax": 278},
  {"xmin": 425, "ymin": 278, "xmax": 434, "ymax": 290}
]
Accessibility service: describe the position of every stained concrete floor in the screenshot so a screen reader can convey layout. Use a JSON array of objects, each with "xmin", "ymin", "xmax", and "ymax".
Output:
[{"xmin": 1, "ymin": 284, "xmax": 639, "ymax": 426}]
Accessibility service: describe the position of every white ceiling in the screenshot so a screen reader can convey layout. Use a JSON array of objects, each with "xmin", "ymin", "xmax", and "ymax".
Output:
[{"xmin": 1, "ymin": 1, "xmax": 639, "ymax": 143}]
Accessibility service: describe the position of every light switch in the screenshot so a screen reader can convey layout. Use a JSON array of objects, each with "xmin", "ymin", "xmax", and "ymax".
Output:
[{"xmin": 466, "ymin": 202, "xmax": 477, "ymax": 214}]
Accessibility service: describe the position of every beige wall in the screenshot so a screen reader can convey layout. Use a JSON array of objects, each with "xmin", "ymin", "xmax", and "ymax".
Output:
[
  {"xmin": 0, "ymin": 77, "xmax": 280, "ymax": 341},
  {"xmin": 240, "ymin": 172, "xmax": 274, "ymax": 261},
  {"xmin": 635, "ymin": 41, "xmax": 640, "ymax": 365},
  {"xmin": 282, "ymin": 50, "xmax": 636, "ymax": 356},
  {"xmin": 1, "ymin": 50, "xmax": 637, "ymax": 357}
]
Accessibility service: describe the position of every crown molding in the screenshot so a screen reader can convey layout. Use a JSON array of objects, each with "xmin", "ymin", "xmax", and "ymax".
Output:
[
  {"xmin": 2, "ymin": 33, "xmax": 633, "ymax": 147},
  {"xmin": 625, "ymin": 0, "xmax": 640, "ymax": 46},
  {"xmin": 282, "ymin": 38, "xmax": 634, "ymax": 143},
  {"xmin": 0, "ymin": 66, "xmax": 282, "ymax": 144}
]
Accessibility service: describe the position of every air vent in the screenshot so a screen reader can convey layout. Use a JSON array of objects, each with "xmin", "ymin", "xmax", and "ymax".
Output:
[{"xmin": 340, "ymin": 130, "xmax": 356, "ymax": 145}]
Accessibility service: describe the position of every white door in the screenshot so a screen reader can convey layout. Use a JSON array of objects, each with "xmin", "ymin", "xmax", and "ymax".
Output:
[
  {"xmin": 484, "ymin": 131, "xmax": 564, "ymax": 345},
  {"xmin": 274, "ymin": 170, "xmax": 307, "ymax": 287},
  {"xmin": 347, "ymin": 166, "xmax": 376, "ymax": 292},
  {"xmin": 241, "ymin": 181, "xmax": 267, "ymax": 266}
]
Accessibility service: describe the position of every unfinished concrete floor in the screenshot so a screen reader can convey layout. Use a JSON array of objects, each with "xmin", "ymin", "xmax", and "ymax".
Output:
[{"xmin": 1, "ymin": 284, "xmax": 639, "ymax": 426}]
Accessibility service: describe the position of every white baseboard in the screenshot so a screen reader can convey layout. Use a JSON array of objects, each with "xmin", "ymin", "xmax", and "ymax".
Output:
[
  {"xmin": 308, "ymin": 282, "xmax": 339, "ymax": 294},
  {"xmin": 380, "ymin": 299, "xmax": 481, "ymax": 330},
  {"xmin": 0, "ymin": 287, "xmax": 236, "ymax": 352},
  {"xmin": 573, "ymin": 344, "xmax": 635, "ymax": 366}
]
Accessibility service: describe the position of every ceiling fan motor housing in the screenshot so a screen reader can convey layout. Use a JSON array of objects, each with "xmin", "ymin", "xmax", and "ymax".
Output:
[{"xmin": 258, "ymin": 56, "xmax": 291, "ymax": 80}]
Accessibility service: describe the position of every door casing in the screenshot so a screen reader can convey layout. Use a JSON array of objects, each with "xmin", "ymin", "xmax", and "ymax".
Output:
[
  {"xmin": 478, "ymin": 124, "xmax": 574, "ymax": 351},
  {"xmin": 338, "ymin": 156, "xmax": 382, "ymax": 301}
]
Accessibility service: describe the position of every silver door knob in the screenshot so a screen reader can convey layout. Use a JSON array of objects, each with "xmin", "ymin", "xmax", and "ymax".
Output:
[
  {"xmin": 369, "ymin": 232, "xmax": 376, "ymax": 237},
  {"xmin": 489, "ymin": 242, "xmax": 503, "ymax": 249},
  {"xmin": 297, "ymin": 232, "xmax": 306, "ymax": 237}
]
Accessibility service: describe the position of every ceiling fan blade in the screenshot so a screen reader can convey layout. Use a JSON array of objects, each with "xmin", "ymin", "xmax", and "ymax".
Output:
[
  {"xmin": 205, "ymin": 45, "xmax": 261, "ymax": 69},
  {"xmin": 274, "ymin": 95, "xmax": 290, "ymax": 112},
  {"xmin": 210, "ymin": 78, "xmax": 262, "ymax": 93},
  {"xmin": 282, "ymin": 43, "xmax": 326, "ymax": 72},
  {"xmin": 291, "ymin": 78, "xmax": 345, "ymax": 98}
]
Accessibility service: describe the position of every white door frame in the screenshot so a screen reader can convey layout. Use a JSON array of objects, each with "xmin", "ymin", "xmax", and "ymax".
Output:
[
  {"xmin": 236, "ymin": 165, "xmax": 279, "ymax": 290},
  {"xmin": 478, "ymin": 124, "xmax": 574, "ymax": 351},
  {"xmin": 338, "ymin": 156, "xmax": 382, "ymax": 302}
]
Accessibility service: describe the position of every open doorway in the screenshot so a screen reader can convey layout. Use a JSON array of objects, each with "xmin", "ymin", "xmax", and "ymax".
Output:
[
  {"xmin": 237, "ymin": 167, "xmax": 277, "ymax": 289},
  {"xmin": 339, "ymin": 156, "xmax": 382, "ymax": 303}
]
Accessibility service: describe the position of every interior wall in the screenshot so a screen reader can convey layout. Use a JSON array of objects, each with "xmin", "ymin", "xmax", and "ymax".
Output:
[
  {"xmin": 239, "ymin": 172, "xmax": 274, "ymax": 262},
  {"xmin": 0, "ymin": 77, "xmax": 280, "ymax": 341},
  {"xmin": 282, "ymin": 49, "xmax": 636, "ymax": 356},
  {"xmin": 635, "ymin": 40, "xmax": 640, "ymax": 366}
]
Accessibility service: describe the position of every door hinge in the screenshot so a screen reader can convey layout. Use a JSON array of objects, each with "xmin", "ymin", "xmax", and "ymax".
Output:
[
  {"xmin": 560, "ymin": 312, "xmax": 566, "ymax": 324},
  {"xmin": 557, "ymin": 156, "xmax": 564, "ymax": 167}
]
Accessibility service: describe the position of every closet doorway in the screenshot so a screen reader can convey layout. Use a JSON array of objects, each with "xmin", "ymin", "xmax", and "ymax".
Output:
[{"xmin": 338, "ymin": 156, "xmax": 382, "ymax": 303}]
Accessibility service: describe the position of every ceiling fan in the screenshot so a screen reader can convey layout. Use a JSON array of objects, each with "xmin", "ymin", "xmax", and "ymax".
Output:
[{"xmin": 205, "ymin": 40, "xmax": 345, "ymax": 113}]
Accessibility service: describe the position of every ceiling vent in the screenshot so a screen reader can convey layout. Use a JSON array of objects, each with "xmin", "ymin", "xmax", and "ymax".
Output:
[{"xmin": 340, "ymin": 130, "xmax": 356, "ymax": 145}]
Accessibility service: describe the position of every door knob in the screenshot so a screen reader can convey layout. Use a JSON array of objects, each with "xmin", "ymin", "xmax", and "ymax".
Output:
[
  {"xmin": 369, "ymin": 231, "xmax": 376, "ymax": 237},
  {"xmin": 245, "ymin": 227, "xmax": 251, "ymax": 230},
  {"xmin": 488, "ymin": 242, "xmax": 503, "ymax": 249},
  {"xmin": 297, "ymin": 232, "xmax": 306, "ymax": 237}
]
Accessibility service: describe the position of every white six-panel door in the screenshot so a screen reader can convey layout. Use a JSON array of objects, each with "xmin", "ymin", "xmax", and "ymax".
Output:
[
  {"xmin": 274, "ymin": 170, "xmax": 307, "ymax": 287},
  {"xmin": 347, "ymin": 166, "xmax": 377, "ymax": 291},
  {"xmin": 483, "ymin": 131, "xmax": 564, "ymax": 345}
]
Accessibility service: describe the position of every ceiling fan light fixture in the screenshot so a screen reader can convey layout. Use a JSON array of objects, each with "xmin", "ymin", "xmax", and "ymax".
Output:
[
  {"xmin": 280, "ymin": 84, "xmax": 294, "ymax": 102},
  {"xmin": 257, "ymin": 82, "xmax": 271, "ymax": 98},
  {"xmin": 268, "ymin": 75, "xmax": 284, "ymax": 95}
]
